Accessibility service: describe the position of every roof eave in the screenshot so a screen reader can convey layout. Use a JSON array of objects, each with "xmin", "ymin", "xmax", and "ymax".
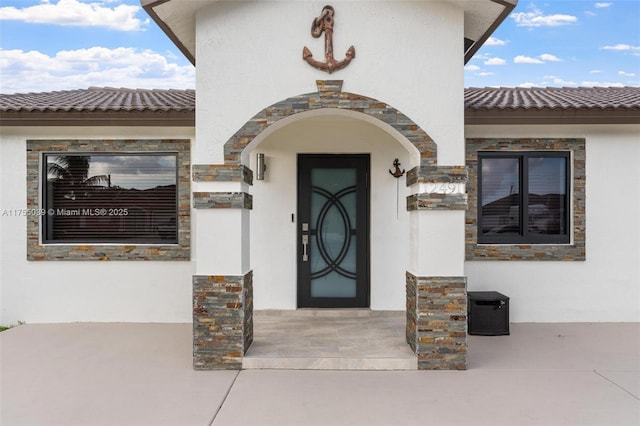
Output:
[
  {"xmin": 142, "ymin": 0, "xmax": 196, "ymax": 66},
  {"xmin": 464, "ymin": 107, "xmax": 640, "ymax": 125},
  {"xmin": 0, "ymin": 110, "xmax": 196, "ymax": 127},
  {"xmin": 464, "ymin": 0, "xmax": 518, "ymax": 64}
]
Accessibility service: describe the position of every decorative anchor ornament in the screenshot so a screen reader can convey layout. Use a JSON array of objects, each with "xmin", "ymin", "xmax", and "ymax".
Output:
[
  {"xmin": 303, "ymin": 5, "xmax": 355, "ymax": 74},
  {"xmin": 389, "ymin": 159, "xmax": 405, "ymax": 178}
]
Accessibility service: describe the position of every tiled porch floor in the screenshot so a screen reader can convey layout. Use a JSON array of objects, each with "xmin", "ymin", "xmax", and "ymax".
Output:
[{"xmin": 243, "ymin": 310, "xmax": 417, "ymax": 370}]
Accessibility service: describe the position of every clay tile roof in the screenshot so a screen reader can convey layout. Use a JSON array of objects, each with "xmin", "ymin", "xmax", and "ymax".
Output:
[
  {"xmin": 0, "ymin": 87, "xmax": 195, "ymax": 113},
  {"xmin": 464, "ymin": 86, "xmax": 640, "ymax": 124},
  {"xmin": 464, "ymin": 86, "xmax": 640, "ymax": 110},
  {"xmin": 0, "ymin": 87, "xmax": 195, "ymax": 126},
  {"xmin": 1, "ymin": 86, "xmax": 639, "ymax": 126}
]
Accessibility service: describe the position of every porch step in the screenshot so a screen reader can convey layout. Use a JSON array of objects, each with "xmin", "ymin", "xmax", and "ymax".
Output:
[
  {"xmin": 242, "ymin": 355, "xmax": 416, "ymax": 370},
  {"xmin": 243, "ymin": 310, "xmax": 417, "ymax": 370}
]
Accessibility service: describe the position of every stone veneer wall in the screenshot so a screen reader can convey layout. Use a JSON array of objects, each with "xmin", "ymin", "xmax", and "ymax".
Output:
[
  {"xmin": 406, "ymin": 273, "xmax": 467, "ymax": 370},
  {"xmin": 191, "ymin": 161, "xmax": 254, "ymax": 369},
  {"xmin": 26, "ymin": 139, "xmax": 190, "ymax": 261},
  {"xmin": 192, "ymin": 192, "xmax": 253, "ymax": 209},
  {"xmin": 406, "ymin": 193, "xmax": 467, "ymax": 210},
  {"xmin": 466, "ymin": 138, "xmax": 586, "ymax": 261},
  {"xmin": 406, "ymin": 165, "xmax": 468, "ymax": 211},
  {"xmin": 193, "ymin": 272, "xmax": 253, "ymax": 370}
]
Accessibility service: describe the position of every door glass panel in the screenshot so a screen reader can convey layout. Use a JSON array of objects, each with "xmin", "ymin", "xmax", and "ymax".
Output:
[{"xmin": 310, "ymin": 168, "xmax": 357, "ymax": 298}]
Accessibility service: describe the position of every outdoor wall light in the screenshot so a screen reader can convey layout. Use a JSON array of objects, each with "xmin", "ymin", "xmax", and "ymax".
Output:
[{"xmin": 256, "ymin": 153, "xmax": 267, "ymax": 181}]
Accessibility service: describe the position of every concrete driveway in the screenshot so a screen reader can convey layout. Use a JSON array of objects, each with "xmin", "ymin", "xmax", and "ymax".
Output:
[{"xmin": 1, "ymin": 322, "xmax": 638, "ymax": 426}]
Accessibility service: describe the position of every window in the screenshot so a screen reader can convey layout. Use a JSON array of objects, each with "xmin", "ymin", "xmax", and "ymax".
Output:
[
  {"xmin": 465, "ymin": 138, "xmax": 585, "ymax": 261},
  {"xmin": 42, "ymin": 153, "xmax": 178, "ymax": 244},
  {"xmin": 478, "ymin": 152, "xmax": 569, "ymax": 244},
  {"xmin": 27, "ymin": 139, "xmax": 190, "ymax": 261}
]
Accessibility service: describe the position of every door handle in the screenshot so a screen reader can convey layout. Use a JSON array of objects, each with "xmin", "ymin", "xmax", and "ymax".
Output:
[{"xmin": 302, "ymin": 234, "xmax": 309, "ymax": 262}]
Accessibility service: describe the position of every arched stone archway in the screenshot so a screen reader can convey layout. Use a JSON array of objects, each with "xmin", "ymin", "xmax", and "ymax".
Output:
[
  {"xmin": 223, "ymin": 80, "xmax": 437, "ymax": 169},
  {"xmin": 192, "ymin": 80, "xmax": 469, "ymax": 371},
  {"xmin": 193, "ymin": 79, "xmax": 467, "ymax": 193}
]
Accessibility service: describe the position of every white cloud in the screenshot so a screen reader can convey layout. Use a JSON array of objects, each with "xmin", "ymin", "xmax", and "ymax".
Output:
[
  {"xmin": 518, "ymin": 75, "xmax": 592, "ymax": 88},
  {"xmin": 485, "ymin": 37, "xmax": 507, "ymax": 46},
  {"xmin": 517, "ymin": 82, "xmax": 543, "ymax": 88},
  {"xmin": 514, "ymin": 55, "xmax": 543, "ymax": 64},
  {"xmin": 514, "ymin": 54, "xmax": 562, "ymax": 64},
  {"xmin": 484, "ymin": 57, "xmax": 506, "ymax": 65},
  {"xmin": 601, "ymin": 44, "xmax": 640, "ymax": 55},
  {"xmin": 0, "ymin": 47, "xmax": 195, "ymax": 94},
  {"xmin": 589, "ymin": 70, "xmax": 603, "ymax": 74},
  {"xmin": 511, "ymin": 5, "xmax": 577, "ymax": 27},
  {"xmin": 581, "ymin": 80, "xmax": 625, "ymax": 87},
  {"xmin": 472, "ymin": 53, "xmax": 492, "ymax": 61},
  {"xmin": 464, "ymin": 65, "xmax": 480, "ymax": 71},
  {"xmin": 619, "ymin": 71, "xmax": 636, "ymax": 77},
  {"xmin": 539, "ymin": 75, "xmax": 577, "ymax": 86},
  {"xmin": 594, "ymin": 3, "xmax": 612, "ymax": 8},
  {"xmin": 550, "ymin": 77, "xmax": 577, "ymax": 86},
  {"xmin": 539, "ymin": 54, "xmax": 562, "ymax": 62},
  {"xmin": 0, "ymin": 0, "xmax": 147, "ymax": 31},
  {"xmin": 478, "ymin": 72, "xmax": 495, "ymax": 77}
]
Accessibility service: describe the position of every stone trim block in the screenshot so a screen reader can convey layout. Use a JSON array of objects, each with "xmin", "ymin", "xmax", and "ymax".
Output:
[
  {"xmin": 317, "ymin": 80, "xmax": 344, "ymax": 96},
  {"xmin": 192, "ymin": 164, "xmax": 253, "ymax": 185},
  {"xmin": 406, "ymin": 166, "xmax": 468, "ymax": 186},
  {"xmin": 407, "ymin": 193, "xmax": 468, "ymax": 211},
  {"xmin": 193, "ymin": 272, "xmax": 254, "ymax": 370},
  {"xmin": 406, "ymin": 273, "xmax": 467, "ymax": 370},
  {"xmin": 465, "ymin": 138, "xmax": 586, "ymax": 261},
  {"xmin": 26, "ymin": 139, "xmax": 190, "ymax": 261},
  {"xmin": 193, "ymin": 192, "xmax": 253, "ymax": 210},
  {"xmin": 243, "ymin": 273, "xmax": 254, "ymax": 351},
  {"xmin": 223, "ymin": 80, "xmax": 437, "ymax": 169}
]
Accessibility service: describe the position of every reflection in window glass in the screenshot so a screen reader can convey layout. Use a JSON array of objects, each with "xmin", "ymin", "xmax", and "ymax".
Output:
[
  {"xmin": 478, "ymin": 152, "xmax": 569, "ymax": 244},
  {"xmin": 43, "ymin": 153, "xmax": 178, "ymax": 243},
  {"xmin": 528, "ymin": 157, "xmax": 567, "ymax": 236},
  {"xmin": 480, "ymin": 157, "xmax": 520, "ymax": 236}
]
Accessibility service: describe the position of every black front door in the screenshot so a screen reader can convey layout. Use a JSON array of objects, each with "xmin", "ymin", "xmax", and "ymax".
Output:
[{"xmin": 297, "ymin": 154, "xmax": 370, "ymax": 308}]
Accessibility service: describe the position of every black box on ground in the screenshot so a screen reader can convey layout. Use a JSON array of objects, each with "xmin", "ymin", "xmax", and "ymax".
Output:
[{"xmin": 467, "ymin": 291, "xmax": 510, "ymax": 336}]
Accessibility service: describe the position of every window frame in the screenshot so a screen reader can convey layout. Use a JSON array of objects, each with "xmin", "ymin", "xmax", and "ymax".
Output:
[
  {"xmin": 477, "ymin": 151, "xmax": 571, "ymax": 245},
  {"xmin": 27, "ymin": 139, "xmax": 190, "ymax": 261},
  {"xmin": 465, "ymin": 138, "xmax": 585, "ymax": 262}
]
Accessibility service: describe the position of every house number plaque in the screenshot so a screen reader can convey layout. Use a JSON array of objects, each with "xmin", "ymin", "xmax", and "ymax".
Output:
[{"xmin": 303, "ymin": 5, "xmax": 355, "ymax": 73}]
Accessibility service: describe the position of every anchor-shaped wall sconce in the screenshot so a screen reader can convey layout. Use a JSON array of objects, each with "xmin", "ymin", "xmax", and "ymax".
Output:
[
  {"xmin": 389, "ymin": 159, "xmax": 405, "ymax": 178},
  {"xmin": 303, "ymin": 5, "xmax": 355, "ymax": 74}
]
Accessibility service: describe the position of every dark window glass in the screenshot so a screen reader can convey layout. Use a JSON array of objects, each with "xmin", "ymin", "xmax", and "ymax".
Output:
[
  {"xmin": 480, "ymin": 157, "xmax": 520, "ymax": 237},
  {"xmin": 42, "ymin": 153, "xmax": 178, "ymax": 244},
  {"xmin": 479, "ymin": 152, "xmax": 569, "ymax": 244},
  {"xmin": 527, "ymin": 157, "xmax": 568, "ymax": 237}
]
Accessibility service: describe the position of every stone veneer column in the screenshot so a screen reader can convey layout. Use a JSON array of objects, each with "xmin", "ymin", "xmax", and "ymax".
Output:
[
  {"xmin": 406, "ymin": 273, "xmax": 467, "ymax": 370},
  {"xmin": 405, "ymin": 164, "xmax": 468, "ymax": 370},
  {"xmin": 193, "ymin": 272, "xmax": 253, "ymax": 369},
  {"xmin": 192, "ymin": 164, "xmax": 254, "ymax": 370}
]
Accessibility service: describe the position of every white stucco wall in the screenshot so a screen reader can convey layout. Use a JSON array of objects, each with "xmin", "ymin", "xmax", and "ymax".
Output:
[
  {"xmin": 192, "ymin": 0, "xmax": 468, "ymax": 310},
  {"xmin": 0, "ymin": 127, "xmax": 195, "ymax": 325},
  {"xmin": 465, "ymin": 124, "xmax": 640, "ymax": 322},
  {"xmin": 195, "ymin": 0, "xmax": 464, "ymax": 166}
]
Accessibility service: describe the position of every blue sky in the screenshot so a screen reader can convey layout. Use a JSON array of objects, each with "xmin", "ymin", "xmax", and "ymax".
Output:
[
  {"xmin": 0, "ymin": 0, "xmax": 638, "ymax": 94},
  {"xmin": 465, "ymin": 0, "xmax": 640, "ymax": 88}
]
